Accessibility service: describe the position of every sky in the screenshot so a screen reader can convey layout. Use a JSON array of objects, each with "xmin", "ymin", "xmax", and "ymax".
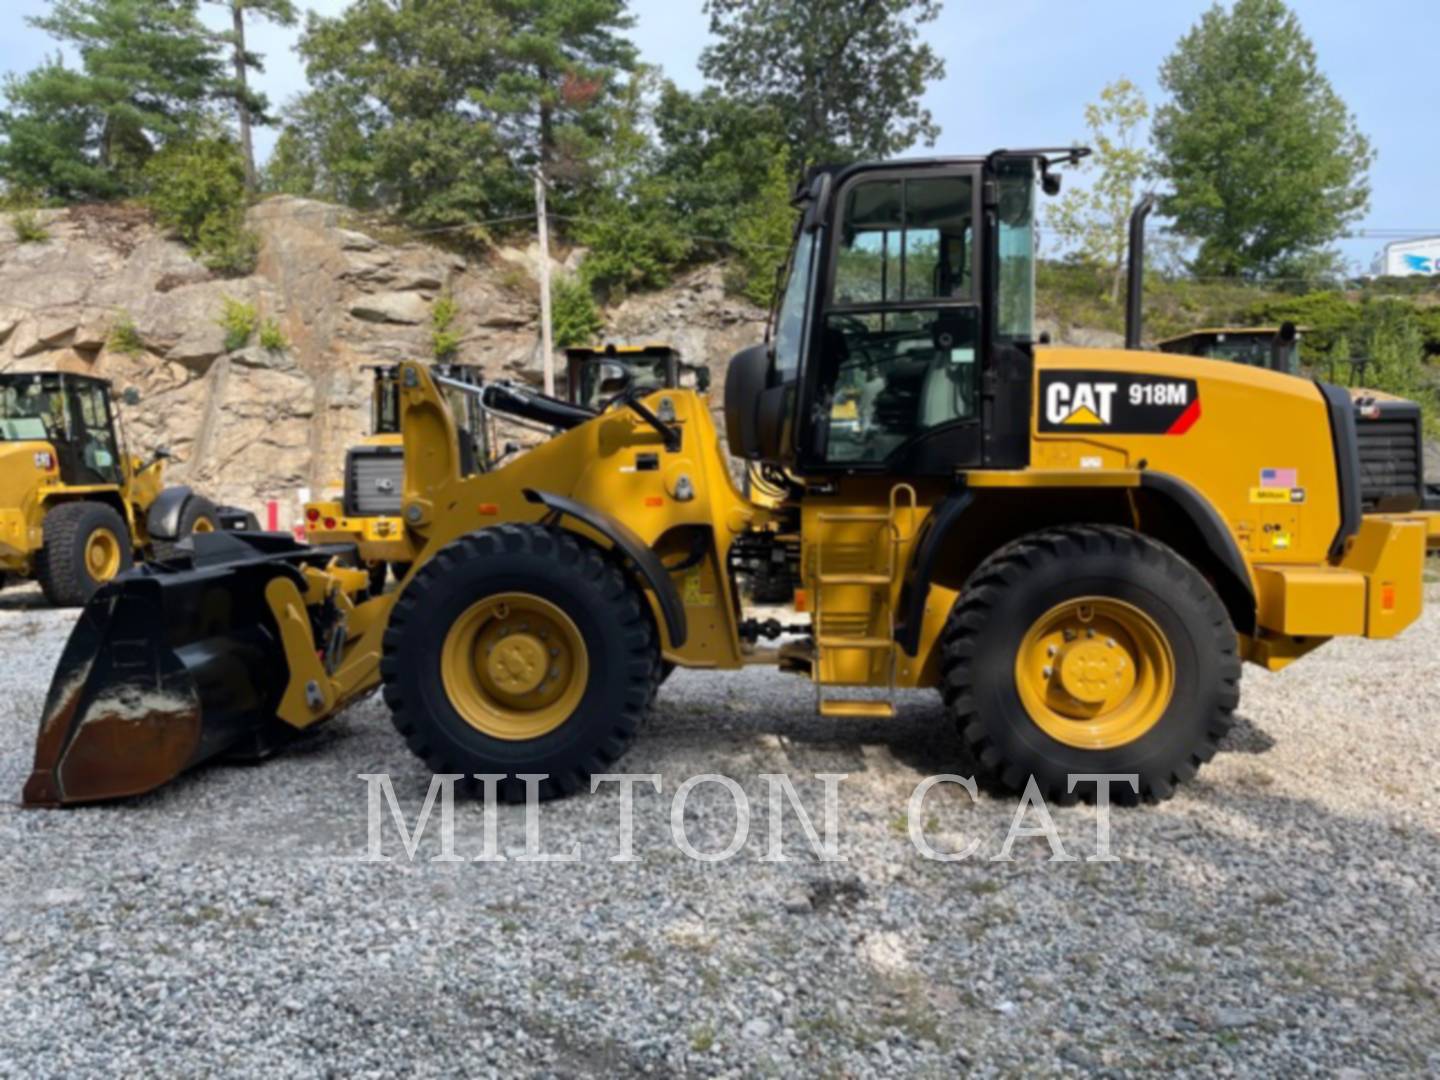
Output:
[{"xmin": 2, "ymin": 0, "xmax": 1435, "ymax": 272}]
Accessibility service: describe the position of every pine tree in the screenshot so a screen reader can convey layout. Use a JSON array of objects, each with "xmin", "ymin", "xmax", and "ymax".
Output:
[
  {"xmin": 206, "ymin": 0, "xmax": 297, "ymax": 190},
  {"xmin": 699, "ymin": 0, "xmax": 945, "ymax": 168},
  {"xmin": 0, "ymin": 0, "xmax": 225, "ymax": 200}
]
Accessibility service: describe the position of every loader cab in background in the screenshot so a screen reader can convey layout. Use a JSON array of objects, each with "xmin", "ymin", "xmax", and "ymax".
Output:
[
  {"xmin": 0, "ymin": 372, "xmax": 125, "ymax": 486},
  {"xmin": 1157, "ymin": 325, "xmax": 1303, "ymax": 377},
  {"xmin": 565, "ymin": 344, "xmax": 711, "ymax": 411},
  {"xmin": 727, "ymin": 153, "xmax": 1053, "ymax": 476}
]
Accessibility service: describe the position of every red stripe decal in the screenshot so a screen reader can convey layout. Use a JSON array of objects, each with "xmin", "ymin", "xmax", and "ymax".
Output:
[{"xmin": 1166, "ymin": 398, "xmax": 1201, "ymax": 435}]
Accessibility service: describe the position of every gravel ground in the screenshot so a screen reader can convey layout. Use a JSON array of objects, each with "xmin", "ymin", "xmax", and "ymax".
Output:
[{"xmin": 0, "ymin": 579, "xmax": 1437, "ymax": 1078}]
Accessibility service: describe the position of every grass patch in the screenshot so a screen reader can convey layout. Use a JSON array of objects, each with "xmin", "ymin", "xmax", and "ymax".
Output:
[
  {"xmin": 11, "ymin": 209, "xmax": 49, "ymax": 244},
  {"xmin": 431, "ymin": 293, "xmax": 461, "ymax": 361},
  {"xmin": 219, "ymin": 297, "xmax": 258, "ymax": 352},
  {"xmin": 107, "ymin": 314, "xmax": 144, "ymax": 357},
  {"xmin": 689, "ymin": 1025, "xmax": 715, "ymax": 1053},
  {"xmin": 258, "ymin": 317, "xmax": 289, "ymax": 353}
]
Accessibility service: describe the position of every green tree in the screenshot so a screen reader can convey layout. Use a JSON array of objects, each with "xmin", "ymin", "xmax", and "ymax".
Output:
[
  {"xmin": 206, "ymin": 1, "xmax": 298, "ymax": 190},
  {"xmin": 0, "ymin": 0, "xmax": 225, "ymax": 200},
  {"xmin": 1049, "ymin": 79, "xmax": 1151, "ymax": 304},
  {"xmin": 289, "ymin": 0, "xmax": 519, "ymax": 230},
  {"xmin": 285, "ymin": 0, "xmax": 638, "ymax": 234},
  {"xmin": 726, "ymin": 143, "xmax": 798, "ymax": 306},
  {"xmin": 653, "ymin": 83, "xmax": 789, "ymax": 247},
  {"xmin": 142, "ymin": 135, "xmax": 257, "ymax": 273},
  {"xmin": 574, "ymin": 70, "xmax": 691, "ymax": 299},
  {"xmin": 699, "ymin": 0, "xmax": 944, "ymax": 168},
  {"xmin": 471, "ymin": 0, "xmax": 637, "ymax": 192},
  {"xmin": 1153, "ymin": 0, "xmax": 1372, "ymax": 279}
]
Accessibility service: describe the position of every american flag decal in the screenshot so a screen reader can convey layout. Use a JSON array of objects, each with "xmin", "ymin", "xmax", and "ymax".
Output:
[{"xmin": 1260, "ymin": 468, "xmax": 1298, "ymax": 488}]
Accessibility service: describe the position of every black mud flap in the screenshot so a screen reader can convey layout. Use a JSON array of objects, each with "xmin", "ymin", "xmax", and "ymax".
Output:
[{"xmin": 22, "ymin": 533, "xmax": 353, "ymax": 807}]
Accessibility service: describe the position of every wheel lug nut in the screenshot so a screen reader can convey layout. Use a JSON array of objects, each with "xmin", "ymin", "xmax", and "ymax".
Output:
[
  {"xmin": 1042, "ymin": 666, "xmax": 1053, "ymax": 678},
  {"xmin": 1047, "ymin": 645, "xmax": 1057, "ymax": 657},
  {"xmin": 1106, "ymin": 638, "xmax": 1115, "ymax": 648},
  {"xmin": 1086, "ymin": 628, "xmax": 1095, "ymax": 639}
]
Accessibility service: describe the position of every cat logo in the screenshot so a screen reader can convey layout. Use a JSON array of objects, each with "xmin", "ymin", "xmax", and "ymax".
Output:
[
  {"xmin": 1045, "ymin": 381, "xmax": 1117, "ymax": 427},
  {"xmin": 1038, "ymin": 371, "xmax": 1201, "ymax": 435}
]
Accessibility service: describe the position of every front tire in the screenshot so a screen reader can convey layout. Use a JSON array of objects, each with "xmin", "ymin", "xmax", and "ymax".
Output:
[
  {"xmin": 941, "ymin": 526, "xmax": 1239, "ymax": 804},
  {"xmin": 35, "ymin": 501, "xmax": 134, "ymax": 607},
  {"xmin": 381, "ymin": 524, "xmax": 657, "ymax": 801}
]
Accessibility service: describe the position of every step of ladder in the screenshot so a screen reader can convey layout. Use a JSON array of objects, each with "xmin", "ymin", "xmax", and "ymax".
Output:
[
  {"xmin": 817, "ymin": 512, "xmax": 891, "ymax": 524},
  {"xmin": 819, "ymin": 699, "xmax": 896, "ymax": 719},
  {"xmin": 817, "ymin": 636, "xmax": 893, "ymax": 650},
  {"xmin": 817, "ymin": 573, "xmax": 891, "ymax": 586}
]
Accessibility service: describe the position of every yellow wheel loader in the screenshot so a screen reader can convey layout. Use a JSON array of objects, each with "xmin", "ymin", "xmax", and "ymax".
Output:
[
  {"xmin": 23, "ymin": 149, "xmax": 1440, "ymax": 808},
  {"xmin": 0, "ymin": 371, "xmax": 242, "ymax": 607},
  {"xmin": 304, "ymin": 349, "xmax": 712, "ymax": 592}
]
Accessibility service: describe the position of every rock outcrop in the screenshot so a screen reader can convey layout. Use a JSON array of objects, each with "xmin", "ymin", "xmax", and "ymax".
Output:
[{"xmin": 0, "ymin": 200, "xmax": 768, "ymax": 515}]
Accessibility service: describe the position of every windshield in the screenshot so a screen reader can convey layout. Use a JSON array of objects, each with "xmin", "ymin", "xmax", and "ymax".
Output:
[
  {"xmin": 372, "ymin": 371, "xmax": 400, "ymax": 435},
  {"xmin": 771, "ymin": 230, "xmax": 817, "ymax": 381},
  {"xmin": 0, "ymin": 376, "xmax": 64, "ymax": 442},
  {"xmin": 1204, "ymin": 334, "xmax": 1299, "ymax": 374}
]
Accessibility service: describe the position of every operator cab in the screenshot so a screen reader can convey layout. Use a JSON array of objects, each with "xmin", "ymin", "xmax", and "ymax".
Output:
[
  {"xmin": 1157, "ymin": 325, "xmax": 1302, "ymax": 377},
  {"xmin": 0, "ymin": 371, "xmax": 124, "ymax": 486},
  {"xmin": 726, "ymin": 150, "xmax": 1077, "ymax": 477}
]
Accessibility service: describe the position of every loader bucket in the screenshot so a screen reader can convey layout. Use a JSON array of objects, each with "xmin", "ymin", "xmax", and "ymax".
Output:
[{"xmin": 23, "ymin": 533, "xmax": 349, "ymax": 807}]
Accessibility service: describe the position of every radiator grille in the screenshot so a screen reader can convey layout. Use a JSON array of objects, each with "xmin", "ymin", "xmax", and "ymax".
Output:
[
  {"xmin": 345, "ymin": 447, "xmax": 405, "ymax": 517},
  {"xmin": 1355, "ymin": 402, "xmax": 1423, "ymax": 511}
]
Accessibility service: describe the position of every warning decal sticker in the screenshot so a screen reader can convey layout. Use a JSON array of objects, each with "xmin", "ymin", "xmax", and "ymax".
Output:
[{"xmin": 1038, "ymin": 371, "xmax": 1201, "ymax": 435}]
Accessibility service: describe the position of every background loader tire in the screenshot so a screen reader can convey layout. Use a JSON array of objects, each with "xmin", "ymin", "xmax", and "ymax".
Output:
[
  {"xmin": 940, "ymin": 525, "xmax": 1239, "ymax": 805},
  {"xmin": 151, "ymin": 495, "xmax": 219, "ymax": 562},
  {"xmin": 381, "ymin": 523, "xmax": 657, "ymax": 802},
  {"xmin": 35, "ymin": 501, "xmax": 133, "ymax": 607}
]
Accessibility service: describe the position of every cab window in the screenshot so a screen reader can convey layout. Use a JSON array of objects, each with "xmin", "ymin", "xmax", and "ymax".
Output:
[{"xmin": 817, "ymin": 173, "xmax": 978, "ymax": 465}]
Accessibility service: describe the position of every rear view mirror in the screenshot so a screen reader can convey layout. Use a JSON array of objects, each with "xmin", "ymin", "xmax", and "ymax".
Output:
[
  {"xmin": 153, "ymin": 446, "xmax": 173, "ymax": 461},
  {"xmin": 122, "ymin": 387, "xmax": 141, "ymax": 406}
]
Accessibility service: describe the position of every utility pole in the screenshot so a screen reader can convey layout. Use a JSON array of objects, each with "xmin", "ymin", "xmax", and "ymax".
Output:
[{"xmin": 535, "ymin": 169, "xmax": 555, "ymax": 397}]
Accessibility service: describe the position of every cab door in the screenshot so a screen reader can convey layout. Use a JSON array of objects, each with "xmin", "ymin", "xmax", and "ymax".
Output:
[{"xmin": 798, "ymin": 167, "xmax": 984, "ymax": 475}]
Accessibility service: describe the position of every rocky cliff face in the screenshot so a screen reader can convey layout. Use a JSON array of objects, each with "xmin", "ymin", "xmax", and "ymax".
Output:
[{"xmin": 0, "ymin": 199, "xmax": 768, "ymax": 515}]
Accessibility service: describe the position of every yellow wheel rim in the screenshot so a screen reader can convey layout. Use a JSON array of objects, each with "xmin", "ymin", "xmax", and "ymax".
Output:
[
  {"xmin": 85, "ymin": 527, "xmax": 122, "ymax": 582},
  {"xmin": 1014, "ymin": 596, "xmax": 1174, "ymax": 750},
  {"xmin": 191, "ymin": 516, "xmax": 215, "ymax": 534},
  {"xmin": 440, "ymin": 593, "xmax": 588, "ymax": 741}
]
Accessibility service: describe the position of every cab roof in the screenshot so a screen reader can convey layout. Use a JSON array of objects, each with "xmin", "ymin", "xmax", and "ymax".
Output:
[{"xmin": 1155, "ymin": 327, "xmax": 1306, "ymax": 346}]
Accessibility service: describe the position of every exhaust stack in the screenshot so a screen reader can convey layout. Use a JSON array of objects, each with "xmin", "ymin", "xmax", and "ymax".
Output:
[{"xmin": 1126, "ymin": 194, "xmax": 1158, "ymax": 350}]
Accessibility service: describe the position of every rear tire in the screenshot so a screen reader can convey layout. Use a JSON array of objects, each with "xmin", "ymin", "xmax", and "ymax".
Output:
[
  {"xmin": 35, "ymin": 501, "xmax": 134, "ymax": 607},
  {"xmin": 152, "ymin": 495, "xmax": 219, "ymax": 562},
  {"xmin": 381, "ymin": 523, "xmax": 657, "ymax": 801},
  {"xmin": 941, "ymin": 525, "xmax": 1239, "ymax": 805}
]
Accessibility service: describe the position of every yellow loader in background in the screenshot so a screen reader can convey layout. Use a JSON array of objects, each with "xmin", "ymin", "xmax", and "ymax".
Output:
[
  {"xmin": 0, "ymin": 371, "xmax": 247, "ymax": 606},
  {"xmin": 23, "ymin": 149, "xmax": 1439, "ymax": 808},
  {"xmin": 304, "ymin": 347, "xmax": 713, "ymax": 592}
]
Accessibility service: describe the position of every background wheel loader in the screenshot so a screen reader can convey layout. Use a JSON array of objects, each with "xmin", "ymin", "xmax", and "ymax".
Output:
[
  {"xmin": 0, "ymin": 371, "xmax": 249, "ymax": 607},
  {"xmin": 23, "ymin": 148, "xmax": 1440, "ymax": 809},
  {"xmin": 1157, "ymin": 320, "xmax": 1440, "ymax": 525},
  {"xmin": 304, "ymin": 347, "xmax": 711, "ymax": 592}
]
